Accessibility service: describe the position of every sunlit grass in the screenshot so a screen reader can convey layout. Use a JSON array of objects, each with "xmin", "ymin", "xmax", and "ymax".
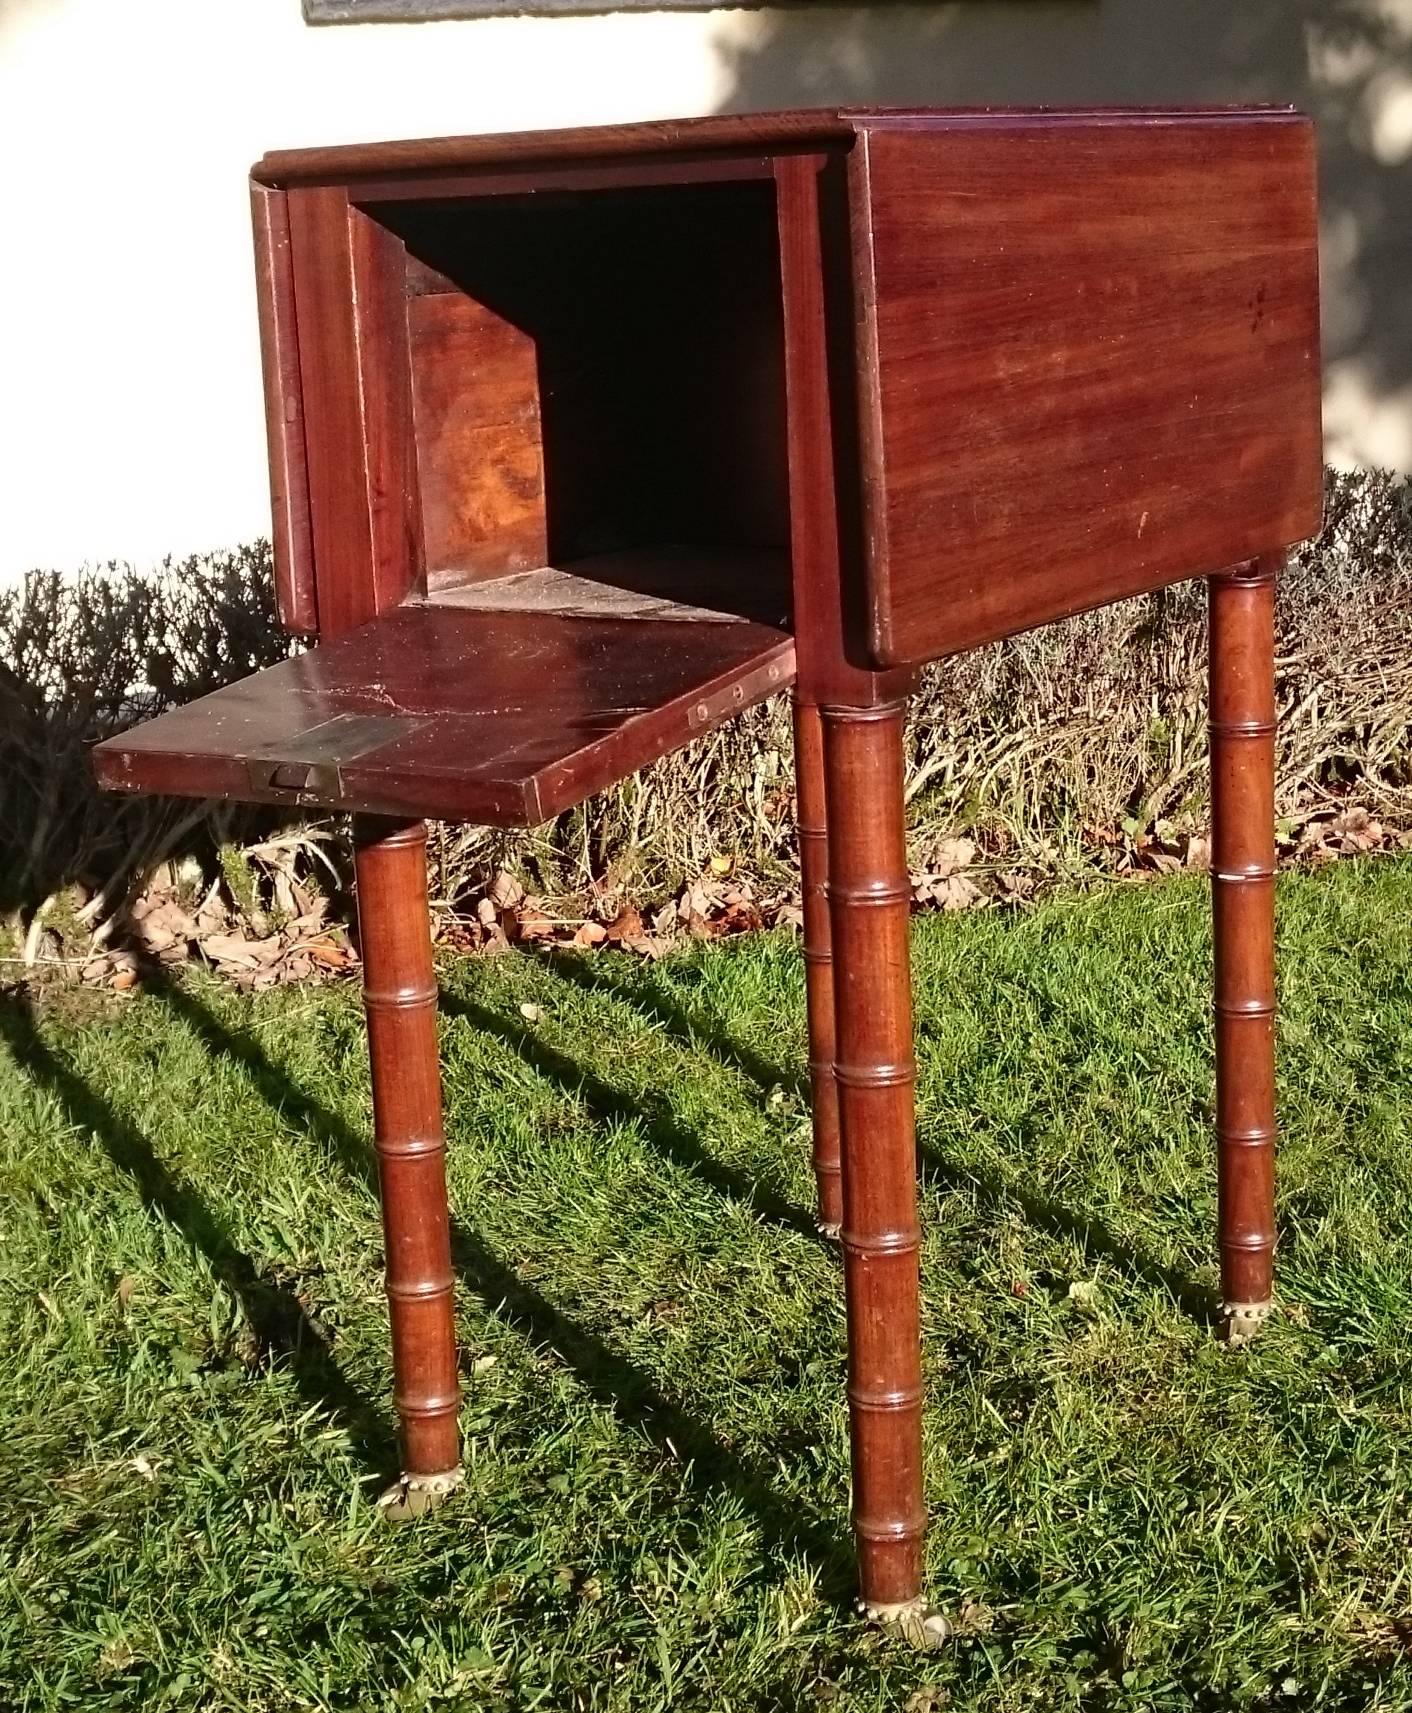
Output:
[{"xmin": 3, "ymin": 856, "xmax": 1412, "ymax": 1710}]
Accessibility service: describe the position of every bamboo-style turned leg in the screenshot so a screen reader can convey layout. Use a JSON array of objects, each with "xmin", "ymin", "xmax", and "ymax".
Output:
[
  {"xmin": 822, "ymin": 703, "xmax": 941, "ymax": 1640},
  {"xmin": 352, "ymin": 817, "xmax": 462, "ymax": 1516},
  {"xmin": 794, "ymin": 696, "xmax": 844, "ymax": 1236},
  {"xmin": 1209, "ymin": 558, "xmax": 1280, "ymax": 1342}
]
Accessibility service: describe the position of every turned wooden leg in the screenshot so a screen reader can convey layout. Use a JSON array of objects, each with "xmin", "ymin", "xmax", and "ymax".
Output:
[
  {"xmin": 794, "ymin": 696, "xmax": 844, "ymax": 1236},
  {"xmin": 352, "ymin": 817, "xmax": 462, "ymax": 1515},
  {"xmin": 1209, "ymin": 558, "xmax": 1279, "ymax": 1342},
  {"xmin": 822, "ymin": 701, "xmax": 938, "ymax": 1637}
]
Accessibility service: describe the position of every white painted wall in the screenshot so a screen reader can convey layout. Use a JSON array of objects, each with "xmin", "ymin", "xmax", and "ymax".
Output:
[
  {"xmin": 2, "ymin": 0, "xmax": 1409, "ymax": 580},
  {"xmin": 0, "ymin": 0, "xmax": 741, "ymax": 577}
]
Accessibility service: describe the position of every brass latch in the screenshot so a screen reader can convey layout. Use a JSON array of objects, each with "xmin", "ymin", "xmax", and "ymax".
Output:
[{"xmin": 245, "ymin": 712, "xmax": 426, "ymax": 803}]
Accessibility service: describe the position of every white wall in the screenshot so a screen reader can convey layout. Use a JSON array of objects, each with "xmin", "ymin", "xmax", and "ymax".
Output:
[
  {"xmin": 2, "ymin": 0, "xmax": 1409, "ymax": 580},
  {"xmin": 0, "ymin": 0, "xmax": 741, "ymax": 577}
]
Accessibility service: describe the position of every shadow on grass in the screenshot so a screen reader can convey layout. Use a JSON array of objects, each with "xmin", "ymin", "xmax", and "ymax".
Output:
[
  {"xmin": 145, "ymin": 973, "xmax": 858, "ymax": 1603},
  {"xmin": 0, "ymin": 989, "xmax": 397, "ymax": 1473},
  {"xmin": 548, "ymin": 949, "xmax": 800, "ymax": 1104},
  {"xmin": 545, "ymin": 948, "xmax": 1220, "ymax": 1328},
  {"xmin": 436, "ymin": 987, "xmax": 823, "ymax": 1244}
]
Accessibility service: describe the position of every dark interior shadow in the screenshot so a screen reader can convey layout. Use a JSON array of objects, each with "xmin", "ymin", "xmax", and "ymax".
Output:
[
  {"xmin": 146, "ymin": 973, "xmax": 857, "ymax": 1600},
  {"xmin": 544, "ymin": 949, "xmax": 1220, "ymax": 1327},
  {"xmin": 0, "ymin": 988, "xmax": 396, "ymax": 1473},
  {"xmin": 375, "ymin": 184, "xmax": 790, "ymax": 596}
]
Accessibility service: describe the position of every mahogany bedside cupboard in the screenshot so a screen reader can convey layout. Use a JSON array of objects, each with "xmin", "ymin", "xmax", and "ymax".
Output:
[{"xmin": 94, "ymin": 107, "xmax": 1323, "ymax": 1630}]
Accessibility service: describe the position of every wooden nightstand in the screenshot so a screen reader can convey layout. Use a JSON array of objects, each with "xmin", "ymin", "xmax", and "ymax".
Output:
[{"xmin": 95, "ymin": 107, "xmax": 1322, "ymax": 1628}]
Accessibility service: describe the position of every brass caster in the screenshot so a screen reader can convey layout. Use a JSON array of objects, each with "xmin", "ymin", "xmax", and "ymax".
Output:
[
  {"xmin": 376, "ymin": 1466, "xmax": 464, "ymax": 1524},
  {"xmin": 1222, "ymin": 1300, "xmax": 1273, "ymax": 1347},
  {"xmin": 817, "ymin": 1219, "xmax": 842, "ymax": 1242},
  {"xmin": 862, "ymin": 1596, "xmax": 953, "ymax": 1651}
]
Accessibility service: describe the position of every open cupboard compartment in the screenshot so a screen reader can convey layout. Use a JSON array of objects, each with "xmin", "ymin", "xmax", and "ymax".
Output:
[
  {"xmin": 379, "ymin": 175, "xmax": 794, "ymax": 627},
  {"xmin": 94, "ymin": 170, "xmax": 800, "ymax": 826}
]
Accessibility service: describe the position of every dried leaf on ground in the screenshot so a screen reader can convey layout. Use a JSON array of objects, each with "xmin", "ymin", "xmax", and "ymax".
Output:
[
  {"xmin": 200, "ymin": 934, "xmax": 262, "ymax": 971},
  {"xmin": 513, "ymin": 900, "xmax": 555, "ymax": 942},
  {"xmin": 998, "ymin": 870, "xmax": 1035, "ymax": 901},
  {"xmin": 913, "ymin": 872, "xmax": 983, "ymax": 911},
  {"xmin": 1330, "ymin": 807, "xmax": 1385, "ymax": 852},
  {"xmin": 305, "ymin": 941, "xmax": 353, "ymax": 970},
  {"xmin": 489, "ymin": 871, "xmax": 524, "ymax": 910},
  {"xmin": 929, "ymin": 836, "xmax": 977, "ymax": 877},
  {"xmin": 604, "ymin": 906, "xmax": 644, "ymax": 943}
]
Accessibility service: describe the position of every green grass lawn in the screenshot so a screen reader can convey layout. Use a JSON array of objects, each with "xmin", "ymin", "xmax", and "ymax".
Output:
[{"xmin": 4, "ymin": 858, "xmax": 1412, "ymax": 1711}]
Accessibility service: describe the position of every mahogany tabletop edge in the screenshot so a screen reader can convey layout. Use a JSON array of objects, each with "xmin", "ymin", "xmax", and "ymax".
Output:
[{"xmin": 252, "ymin": 104, "xmax": 1306, "ymax": 187}]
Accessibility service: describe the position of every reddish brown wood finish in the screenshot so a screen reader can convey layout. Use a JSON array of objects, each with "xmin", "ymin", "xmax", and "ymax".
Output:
[
  {"xmin": 793, "ymin": 696, "xmax": 842, "ymax": 1233},
  {"xmin": 250, "ymin": 183, "xmax": 317, "ymax": 636},
  {"xmin": 91, "ymin": 109, "xmax": 1326, "ymax": 1619},
  {"xmin": 92, "ymin": 594, "xmax": 794, "ymax": 824},
  {"xmin": 850, "ymin": 113, "xmax": 1322, "ymax": 668},
  {"xmin": 823, "ymin": 700, "xmax": 925, "ymax": 1610},
  {"xmin": 348, "ymin": 155, "xmax": 780, "ymax": 207},
  {"xmin": 285, "ymin": 190, "xmax": 421, "ymax": 637},
  {"xmin": 775, "ymin": 152, "xmax": 911, "ymax": 708},
  {"xmin": 353, "ymin": 817, "xmax": 460, "ymax": 1476},
  {"xmin": 254, "ymin": 111, "xmax": 860, "ymax": 187},
  {"xmin": 1209, "ymin": 558, "xmax": 1280, "ymax": 1323},
  {"xmin": 406, "ymin": 284, "xmax": 547, "ymax": 590},
  {"xmin": 251, "ymin": 106, "xmax": 1295, "ymax": 190}
]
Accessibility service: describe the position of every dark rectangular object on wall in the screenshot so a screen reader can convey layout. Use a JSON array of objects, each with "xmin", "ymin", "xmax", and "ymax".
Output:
[{"xmin": 305, "ymin": 0, "xmax": 759, "ymax": 17}]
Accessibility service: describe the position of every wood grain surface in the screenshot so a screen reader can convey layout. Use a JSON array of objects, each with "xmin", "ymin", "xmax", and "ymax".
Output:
[
  {"xmin": 93, "ymin": 595, "xmax": 794, "ymax": 825},
  {"xmin": 850, "ymin": 112, "xmax": 1323, "ymax": 666}
]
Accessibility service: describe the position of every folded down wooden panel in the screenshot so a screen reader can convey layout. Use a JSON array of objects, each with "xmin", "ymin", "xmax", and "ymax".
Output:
[
  {"xmin": 93, "ymin": 604, "xmax": 793, "ymax": 826},
  {"xmin": 849, "ymin": 113, "xmax": 1322, "ymax": 666}
]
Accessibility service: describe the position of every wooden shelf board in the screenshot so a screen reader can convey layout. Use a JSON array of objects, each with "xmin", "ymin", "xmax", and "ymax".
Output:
[
  {"xmin": 425, "ymin": 546, "xmax": 791, "ymax": 629},
  {"xmin": 94, "ymin": 593, "xmax": 794, "ymax": 827}
]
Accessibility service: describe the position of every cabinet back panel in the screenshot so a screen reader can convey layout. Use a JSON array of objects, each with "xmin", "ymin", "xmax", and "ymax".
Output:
[{"xmin": 407, "ymin": 289, "xmax": 547, "ymax": 588}]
